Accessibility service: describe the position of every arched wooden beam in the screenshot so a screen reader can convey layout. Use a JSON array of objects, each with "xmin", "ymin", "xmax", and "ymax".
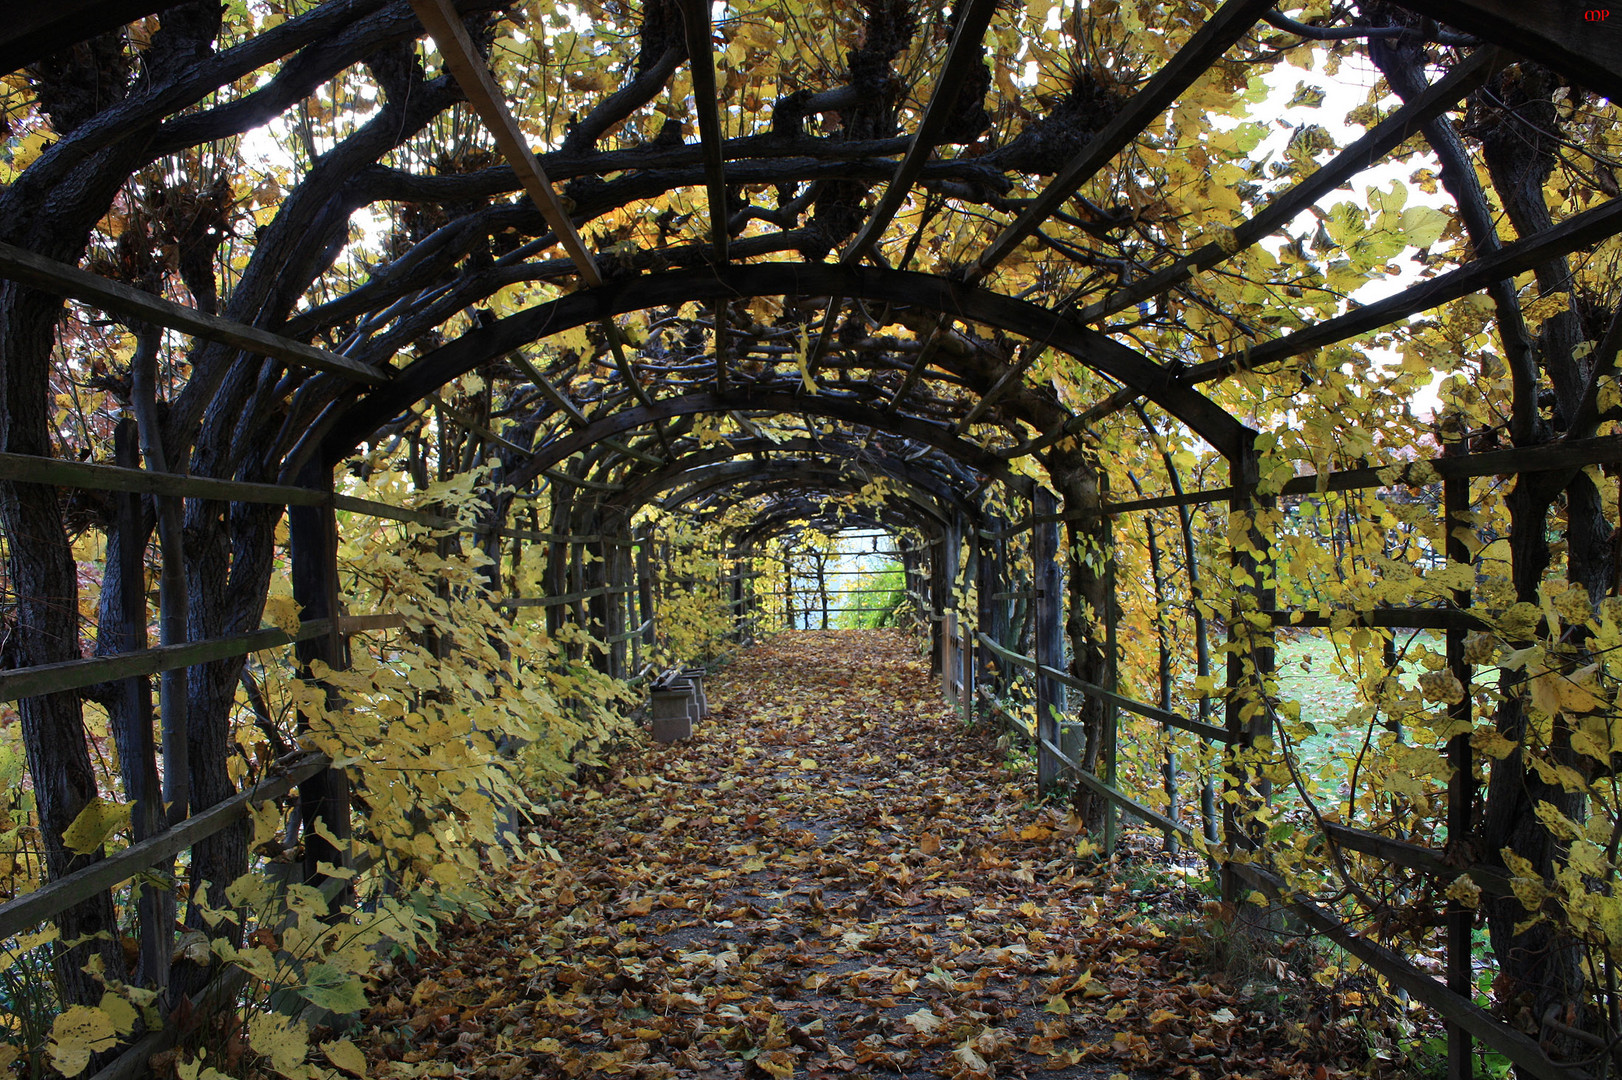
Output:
[
  {"xmin": 598, "ymin": 438, "xmax": 982, "ymax": 519},
  {"xmin": 317, "ymin": 264, "xmax": 1250, "ymax": 469},
  {"xmin": 649, "ymin": 461, "xmax": 965, "ymax": 529},
  {"xmin": 498, "ymin": 388, "xmax": 1035, "ymax": 496},
  {"xmin": 736, "ymin": 504, "xmax": 931, "ymax": 551}
]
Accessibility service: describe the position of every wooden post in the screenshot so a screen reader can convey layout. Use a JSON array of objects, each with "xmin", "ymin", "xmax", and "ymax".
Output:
[
  {"xmin": 113, "ymin": 419, "xmax": 170, "ymax": 989},
  {"xmin": 1032, "ymin": 490, "xmax": 1067, "ymax": 794},
  {"xmin": 976, "ymin": 521, "xmax": 1000, "ymax": 722},
  {"xmin": 1101, "ymin": 505, "xmax": 1120, "ymax": 856},
  {"xmin": 1221, "ymin": 436, "xmax": 1274, "ymax": 906},
  {"xmin": 930, "ymin": 536, "xmax": 946, "ymax": 676},
  {"xmin": 1444, "ymin": 440, "xmax": 1475, "ymax": 1080},
  {"xmin": 584, "ymin": 519, "xmax": 610, "ymax": 674},
  {"xmin": 730, "ymin": 545, "xmax": 747, "ymax": 642},
  {"xmin": 289, "ymin": 464, "xmax": 351, "ymax": 892},
  {"xmin": 941, "ymin": 517, "xmax": 961, "ymax": 705},
  {"xmin": 959, "ymin": 523, "xmax": 974, "ymax": 719},
  {"xmin": 637, "ymin": 526, "xmax": 655, "ymax": 656},
  {"xmin": 606, "ymin": 536, "xmax": 627, "ymax": 680}
]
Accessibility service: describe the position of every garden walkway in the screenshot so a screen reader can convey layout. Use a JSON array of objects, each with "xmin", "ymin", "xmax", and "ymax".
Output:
[{"xmin": 355, "ymin": 631, "xmax": 1368, "ymax": 1080}]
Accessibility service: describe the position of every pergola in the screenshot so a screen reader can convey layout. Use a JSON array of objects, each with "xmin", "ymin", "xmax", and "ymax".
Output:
[{"xmin": 0, "ymin": 0, "xmax": 1619, "ymax": 1076}]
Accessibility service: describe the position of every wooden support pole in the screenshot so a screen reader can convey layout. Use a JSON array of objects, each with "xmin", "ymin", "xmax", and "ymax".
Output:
[
  {"xmin": 1221, "ymin": 438, "xmax": 1274, "ymax": 905},
  {"xmin": 1101, "ymin": 503, "xmax": 1120, "ymax": 856},
  {"xmin": 1443, "ymin": 437, "xmax": 1476, "ymax": 1080},
  {"xmin": 637, "ymin": 527, "xmax": 656, "ymax": 652},
  {"xmin": 289, "ymin": 466, "xmax": 351, "ymax": 893},
  {"xmin": 942, "ymin": 516, "xmax": 962, "ymax": 706},
  {"xmin": 111, "ymin": 419, "xmax": 169, "ymax": 989},
  {"xmin": 1032, "ymin": 490, "xmax": 1067, "ymax": 794}
]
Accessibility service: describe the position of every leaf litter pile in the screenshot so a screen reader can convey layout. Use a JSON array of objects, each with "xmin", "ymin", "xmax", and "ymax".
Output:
[{"xmin": 358, "ymin": 631, "xmax": 1383, "ymax": 1079}]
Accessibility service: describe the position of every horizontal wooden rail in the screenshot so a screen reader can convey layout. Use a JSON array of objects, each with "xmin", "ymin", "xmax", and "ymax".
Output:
[
  {"xmin": 976, "ymin": 685, "xmax": 1034, "ymax": 736},
  {"xmin": 339, "ymin": 613, "xmax": 410, "ymax": 634},
  {"xmin": 501, "ymin": 584, "xmax": 629, "ymax": 609},
  {"xmin": 87, "ymin": 847, "xmax": 378, "ymax": 1080},
  {"xmin": 983, "ymin": 434, "xmax": 1622, "ymax": 538},
  {"xmin": 0, "ymin": 753, "xmax": 329, "ymax": 940},
  {"xmin": 1107, "ymin": 433, "xmax": 1622, "ymax": 515},
  {"xmin": 1320, "ymin": 822, "xmax": 1512, "ymax": 898},
  {"xmin": 1260, "ymin": 607, "xmax": 1487, "ymax": 632},
  {"xmin": 0, "ymin": 614, "xmax": 396, "ymax": 703},
  {"xmin": 1039, "ymin": 736, "xmax": 1194, "ymax": 840},
  {"xmin": 0, "ymin": 240, "xmax": 386, "ymax": 384},
  {"xmin": 0, "ymin": 455, "xmax": 615, "ymax": 551},
  {"xmin": 0, "ymin": 451, "xmax": 327, "ymax": 506},
  {"xmin": 976, "ymin": 632, "xmax": 1234, "ymax": 744},
  {"xmin": 609, "ymin": 618, "xmax": 654, "ymax": 644},
  {"xmin": 1228, "ymin": 862, "xmax": 1589, "ymax": 1080}
]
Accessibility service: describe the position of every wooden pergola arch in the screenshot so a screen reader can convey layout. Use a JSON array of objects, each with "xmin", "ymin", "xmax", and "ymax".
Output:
[{"xmin": 0, "ymin": 0, "xmax": 1619, "ymax": 1076}]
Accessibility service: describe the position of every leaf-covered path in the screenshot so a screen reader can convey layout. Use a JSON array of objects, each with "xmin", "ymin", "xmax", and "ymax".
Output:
[{"xmin": 360, "ymin": 631, "xmax": 1356, "ymax": 1079}]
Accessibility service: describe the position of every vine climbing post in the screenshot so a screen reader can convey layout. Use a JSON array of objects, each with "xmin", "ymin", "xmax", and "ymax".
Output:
[
  {"xmin": 941, "ymin": 516, "xmax": 962, "ymax": 707},
  {"xmin": 1221, "ymin": 435, "xmax": 1274, "ymax": 908},
  {"xmin": 638, "ymin": 525, "xmax": 656, "ymax": 659},
  {"xmin": 289, "ymin": 464, "xmax": 352, "ymax": 892},
  {"xmin": 1101, "ymin": 501, "xmax": 1120, "ymax": 856},
  {"xmin": 976, "ymin": 517, "xmax": 1003, "ymax": 723},
  {"xmin": 1443, "ymin": 438, "xmax": 1475, "ymax": 1080},
  {"xmin": 1032, "ymin": 490, "xmax": 1067, "ymax": 794}
]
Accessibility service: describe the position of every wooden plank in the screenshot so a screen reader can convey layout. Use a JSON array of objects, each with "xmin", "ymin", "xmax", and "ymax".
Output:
[
  {"xmin": 0, "ymin": 0, "xmax": 167, "ymax": 74},
  {"xmin": 0, "ymin": 241, "xmax": 384, "ymax": 384},
  {"xmin": 0, "ymin": 754, "xmax": 328, "ymax": 940},
  {"xmin": 674, "ymin": 0, "xmax": 729, "ymax": 264},
  {"xmin": 1038, "ymin": 662, "xmax": 1237, "ymax": 744},
  {"xmin": 1320, "ymin": 822, "xmax": 1511, "ymax": 898},
  {"xmin": 840, "ymin": 0, "xmax": 1001, "ymax": 265},
  {"xmin": 608, "ymin": 618, "xmax": 655, "ymax": 644},
  {"xmin": 85, "ymin": 849, "xmax": 376, "ymax": 1080},
  {"xmin": 1078, "ymin": 48, "xmax": 1504, "ymax": 322},
  {"xmin": 976, "ymin": 630, "xmax": 1039, "ymax": 672},
  {"xmin": 1042, "ymin": 739, "xmax": 1195, "ymax": 840},
  {"xmin": 338, "ymin": 613, "xmax": 409, "ymax": 634},
  {"xmin": 1096, "ymin": 432, "xmax": 1622, "ymax": 515},
  {"xmin": 1260, "ymin": 607, "xmax": 1488, "ymax": 631},
  {"xmin": 0, "ymin": 619, "xmax": 334, "ymax": 703},
  {"xmin": 965, "ymin": 0, "xmax": 1272, "ymax": 282},
  {"xmin": 0, "ymin": 451, "xmax": 327, "ymax": 506},
  {"xmin": 501, "ymin": 584, "xmax": 628, "ymax": 608},
  {"xmin": 409, "ymin": 0, "xmax": 603, "ymax": 283},
  {"xmin": 977, "ymin": 685, "xmax": 1035, "ymax": 737},
  {"xmin": 1188, "ymin": 196, "xmax": 1622, "ymax": 383},
  {"xmin": 1228, "ymin": 862, "xmax": 1591, "ymax": 1080},
  {"xmin": 977, "ymin": 631, "xmax": 1234, "ymax": 743},
  {"xmin": 1397, "ymin": 0, "xmax": 1622, "ymax": 104}
]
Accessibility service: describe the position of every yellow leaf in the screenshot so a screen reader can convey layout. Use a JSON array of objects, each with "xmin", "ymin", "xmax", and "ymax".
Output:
[
  {"xmin": 263, "ymin": 595, "xmax": 302, "ymax": 636},
  {"xmin": 61, "ymin": 798, "xmax": 129, "ymax": 855},
  {"xmin": 321, "ymin": 1038, "xmax": 368, "ymax": 1078},
  {"xmin": 249, "ymin": 798, "xmax": 283, "ymax": 853},
  {"xmin": 249, "ymin": 1013, "xmax": 309, "ymax": 1079},
  {"xmin": 98, "ymin": 991, "xmax": 138, "ymax": 1035},
  {"xmin": 49, "ymin": 1005, "xmax": 119, "ymax": 1077}
]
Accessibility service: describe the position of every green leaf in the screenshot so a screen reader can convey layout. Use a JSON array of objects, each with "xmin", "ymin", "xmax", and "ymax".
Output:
[
  {"xmin": 1400, "ymin": 205, "xmax": 1448, "ymax": 249},
  {"xmin": 300, "ymin": 962, "xmax": 368, "ymax": 1014}
]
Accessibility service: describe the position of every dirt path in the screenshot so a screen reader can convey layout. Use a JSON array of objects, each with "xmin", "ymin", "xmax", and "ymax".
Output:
[{"xmin": 358, "ymin": 631, "xmax": 1358, "ymax": 1079}]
